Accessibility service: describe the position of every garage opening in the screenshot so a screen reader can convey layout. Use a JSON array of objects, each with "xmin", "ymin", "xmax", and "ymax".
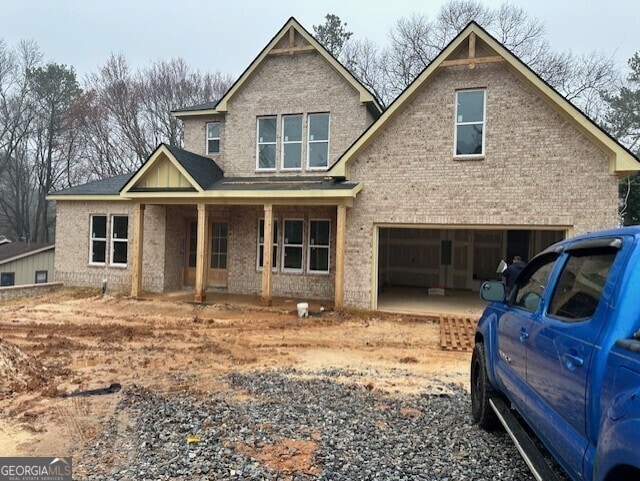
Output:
[{"xmin": 376, "ymin": 227, "xmax": 565, "ymax": 313}]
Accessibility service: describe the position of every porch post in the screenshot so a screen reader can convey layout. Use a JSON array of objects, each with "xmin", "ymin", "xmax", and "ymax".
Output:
[
  {"xmin": 335, "ymin": 204, "xmax": 347, "ymax": 310},
  {"xmin": 131, "ymin": 203, "xmax": 145, "ymax": 298},
  {"xmin": 261, "ymin": 204, "xmax": 273, "ymax": 306},
  {"xmin": 194, "ymin": 203, "xmax": 208, "ymax": 302}
]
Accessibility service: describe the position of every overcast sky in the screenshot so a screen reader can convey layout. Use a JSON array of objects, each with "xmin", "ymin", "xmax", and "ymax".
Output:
[{"xmin": 1, "ymin": 0, "xmax": 638, "ymax": 81}]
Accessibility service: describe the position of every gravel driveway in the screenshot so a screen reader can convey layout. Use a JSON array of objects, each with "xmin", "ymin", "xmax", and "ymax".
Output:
[{"xmin": 77, "ymin": 369, "xmax": 540, "ymax": 480}]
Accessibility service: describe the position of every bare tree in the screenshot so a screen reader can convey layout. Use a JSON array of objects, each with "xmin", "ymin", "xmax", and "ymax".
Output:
[{"xmin": 344, "ymin": 0, "xmax": 619, "ymax": 110}]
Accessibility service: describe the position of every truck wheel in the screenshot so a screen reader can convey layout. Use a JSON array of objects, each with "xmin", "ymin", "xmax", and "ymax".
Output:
[{"xmin": 471, "ymin": 342, "xmax": 500, "ymax": 431}]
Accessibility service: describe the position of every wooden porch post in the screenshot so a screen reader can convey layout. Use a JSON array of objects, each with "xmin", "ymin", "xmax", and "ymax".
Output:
[
  {"xmin": 261, "ymin": 204, "xmax": 273, "ymax": 306},
  {"xmin": 194, "ymin": 203, "xmax": 208, "ymax": 302},
  {"xmin": 131, "ymin": 203, "xmax": 145, "ymax": 298},
  {"xmin": 335, "ymin": 204, "xmax": 347, "ymax": 310}
]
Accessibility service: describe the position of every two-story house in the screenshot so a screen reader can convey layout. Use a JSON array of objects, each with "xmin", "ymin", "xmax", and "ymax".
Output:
[{"xmin": 48, "ymin": 18, "xmax": 639, "ymax": 311}]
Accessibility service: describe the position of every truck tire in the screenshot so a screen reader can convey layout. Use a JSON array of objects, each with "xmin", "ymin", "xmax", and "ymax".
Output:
[{"xmin": 471, "ymin": 342, "xmax": 500, "ymax": 431}]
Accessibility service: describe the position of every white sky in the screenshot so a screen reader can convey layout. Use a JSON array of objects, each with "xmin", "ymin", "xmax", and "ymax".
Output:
[{"xmin": 1, "ymin": 0, "xmax": 638, "ymax": 81}]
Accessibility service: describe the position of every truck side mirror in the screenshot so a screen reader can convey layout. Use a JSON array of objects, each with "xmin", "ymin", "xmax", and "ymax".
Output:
[{"xmin": 480, "ymin": 281, "xmax": 506, "ymax": 302}]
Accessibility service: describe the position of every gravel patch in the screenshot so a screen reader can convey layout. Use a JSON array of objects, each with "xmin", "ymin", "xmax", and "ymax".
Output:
[{"xmin": 76, "ymin": 369, "xmax": 541, "ymax": 480}]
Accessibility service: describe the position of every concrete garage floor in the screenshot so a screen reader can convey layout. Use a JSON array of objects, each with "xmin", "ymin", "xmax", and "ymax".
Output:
[{"xmin": 377, "ymin": 286, "xmax": 488, "ymax": 317}]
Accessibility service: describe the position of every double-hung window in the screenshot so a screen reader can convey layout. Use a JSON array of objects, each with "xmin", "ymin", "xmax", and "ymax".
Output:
[
  {"xmin": 282, "ymin": 219, "xmax": 304, "ymax": 272},
  {"xmin": 282, "ymin": 114, "xmax": 302, "ymax": 170},
  {"xmin": 257, "ymin": 116, "xmax": 277, "ymax": 170},
  {"xmin": 90, "ymin": 215, "xmax": 107, "ymax": 265},
  {"xmin": 206, "ymin": 122, "xmax": 220, "ymax": 155},
  {"xmin": 454, "ymin": 89, "xmax": 485, "ymax": 156},
  {"xmin": 307, "ymin": 113, "xmax": 330, "ymax": 169},
  {"xmin": 257, "ymin": 219, "xmax": 279, "ymax": 270},
  {"xmin": 110, "ymin": 215, "xmax": 129, "ymax": 266},
  {"xmin": 308, "ymin": 220, "xmax": 330, "ymax": 273}
]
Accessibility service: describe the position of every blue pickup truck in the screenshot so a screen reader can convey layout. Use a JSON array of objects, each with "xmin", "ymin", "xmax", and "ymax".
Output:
[{"xmin": 472, "ymin": 226, "xmax": 640, "ymax": 481}]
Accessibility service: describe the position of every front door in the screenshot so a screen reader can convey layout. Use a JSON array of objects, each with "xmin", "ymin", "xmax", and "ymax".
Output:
[
  {"xmin": 184, "ymin": 220, "xmax": 198, "ymax": 285},
  {"xmin": 208, "ymin": 221, "xmax": 228, "ymax": 287},
  {"xmin": 184, "ymin": 220, "xmax": 229, "ymax": 287}
]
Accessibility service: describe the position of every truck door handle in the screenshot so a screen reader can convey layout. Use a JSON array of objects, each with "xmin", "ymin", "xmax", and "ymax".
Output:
[
  {"xmin": 519, "ymin": 329, "xmax": 529, "ymax": 342},
  {"xmin": 563, "ymin": 352, "xmax": 584, "ymax": 368}
]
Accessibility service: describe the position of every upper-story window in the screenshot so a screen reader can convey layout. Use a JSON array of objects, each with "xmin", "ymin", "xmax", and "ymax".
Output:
[
  {"xmin": 257, "ymin": 116, "xmax": 277, "ymax": 170},
  {"xmin": 454, "ymin": 89, "xmax": 485, "ymax": 157},
  {"xmin": 206, "ymin": 122, "xmax": 220, "ymax": 155},
  {"xmin": 282, "ymin": 114, "xmax": 303, "ymax": 170},
  {"xmin": 307, "ymin": 113, "xmax": 330, "ymax": 169}
]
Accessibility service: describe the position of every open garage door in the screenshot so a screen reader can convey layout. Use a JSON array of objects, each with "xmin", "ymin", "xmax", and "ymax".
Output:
[{"xmin": 376, "ymin": 227, "xmax": 565, "ymax": 311}]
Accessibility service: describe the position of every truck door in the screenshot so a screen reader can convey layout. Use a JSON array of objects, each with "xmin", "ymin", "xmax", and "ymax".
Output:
[
  {"xmin": 525, "ymin": 242, "xmax": 620, "ymax": 480},
  {"xmin": 495, "ymin": 254, "xmax": 558, "ymax": 411}
]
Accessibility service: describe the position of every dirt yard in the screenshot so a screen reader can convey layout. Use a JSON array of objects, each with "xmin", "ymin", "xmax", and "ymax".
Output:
[{"xmin": 0, "ymin": 288, "xmax": 473, "ymax": 461}]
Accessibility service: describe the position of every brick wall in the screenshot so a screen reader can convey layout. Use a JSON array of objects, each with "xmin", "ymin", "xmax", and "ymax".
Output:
[
  {"xmin": 343, "ymin": 62, "xmax": 618, "ymax": 308},
  {"xmin": 183, "ymin": 51, "xmax": 372, "ymax": 177},
  {"xmin": 0, "ymin": 282, "xmax": 63, "ymax": 303},
  {"xmin": 54, "ymin": 201, "xmax": 167, "ymax": 294}
]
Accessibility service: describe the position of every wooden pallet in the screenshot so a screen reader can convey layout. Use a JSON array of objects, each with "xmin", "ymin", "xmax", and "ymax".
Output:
[{"xmin": 439, "ymin": 315, "xmax": 477, "ymax": 352}]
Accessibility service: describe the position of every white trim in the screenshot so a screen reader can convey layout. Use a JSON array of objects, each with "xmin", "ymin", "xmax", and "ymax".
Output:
[
  {"xmin": 256, "ymin": 218, "xmax": 279, "ymax": 272},
  {"xmin": 453, "ymin": 89, "xmax": 486, "ymax": 158},
  {"xmin": 206, "ymin": 121, "xmax": 221, "ymax": 155},
  {"xmin": 109, "ymin": 214, "xmax": 129, "ymax": 267},
  {"xmin": 282, "ymin": 218, "xmax": 304, "ymax": 273},
  {"xmin": 89, "ymin": 214, "xmax": 107, "ymax": 266},
  {"xmin": 256, "ymin": 116, "xmax": 277, "ymax": 171},
  {"xmin": 307, "ymin": 219, "xmax": 331, "ymax": 274},
  {"xmin": 281, "ymin": 114, "xmax": 303, "ymax": 171},
  {"xmin": 306, "ymin": 113, "xmax": 330, "ymax": 171}
]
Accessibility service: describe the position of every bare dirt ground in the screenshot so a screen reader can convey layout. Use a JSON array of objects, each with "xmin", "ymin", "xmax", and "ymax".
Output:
[{"xmin": 0, "ymin": 288, "xmax": 473, "ymax": 464}]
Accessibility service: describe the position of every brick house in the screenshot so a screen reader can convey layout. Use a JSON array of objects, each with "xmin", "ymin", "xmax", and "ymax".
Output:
[{"xmin": 48, "ymin": 19, "xmax": 639, "ymax": 310}]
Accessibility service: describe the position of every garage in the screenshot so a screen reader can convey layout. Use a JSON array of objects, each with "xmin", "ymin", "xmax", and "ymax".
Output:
[{"xmin": 376, "ymin": 227, "xmax": 566, "ymax": 312}]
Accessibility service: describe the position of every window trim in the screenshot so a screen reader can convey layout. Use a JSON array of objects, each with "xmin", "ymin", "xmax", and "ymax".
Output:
[
  {"xmin": 1, "ymin": 272, "xmax": 15, "ymax": 287},
  {"xmin": 306, "ymin": 112, "xmax": 331, "ymax": 171},
  {"xmin": 256, "ymin": 116, "xmax": 277, "ymax": 172},
  {"xmin": 35, "ymin": 270, "xmax": 48, "ymax": 284},
  {"xmin": 109, "ymin": 215, "xmax": 129, "ymax": 267},
  {"xmin": 206, "ymin": 121, "xmax": 221, "ymax": 155},
  {"xmin": 282, "ymin": 218, "xmax": 304, "ymax": 273},
  {"xmin": 307, "ymin": 219, "xmax": 331, "ymax": 274},
  {"xmin": 89, "ymin": 214, "xmax": 107, "ymax": 266},
  {"xmin": 281, "ymin": 114, "xmax": 303, "ymax": 171},
  {"xmin": 453, "ymin": 89, "xmax": 486, "ymax": 158},
  {"xmin": 257, "ymin": 218, "xmax": 279, "ymax": 272}
]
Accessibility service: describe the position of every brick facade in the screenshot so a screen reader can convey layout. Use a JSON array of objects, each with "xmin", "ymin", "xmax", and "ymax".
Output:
[{"xmin": 342, "ymin": 62, "xmax": 618, "ymax": 308}]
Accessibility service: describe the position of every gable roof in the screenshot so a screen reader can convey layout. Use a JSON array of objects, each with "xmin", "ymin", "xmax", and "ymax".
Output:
[
  {"xmin": 329, "ymin": 22, "xmax": 640, "ymax": 178},
  {"xmin": 0, "ymin": 242, "xmax": 54, "ymax": 265},
  {"xmin": 120, "ymin": 143, "xmax": 224, "ymax": 194},
  {"xmin": 172, "ymin": 17, "xmax": 383, "ymax": 118}
]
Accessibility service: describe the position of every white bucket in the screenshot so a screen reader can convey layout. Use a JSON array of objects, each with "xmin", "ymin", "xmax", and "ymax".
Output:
[{"xmin": 297, "ymin": 302, "xmax": 309, "ymax": 318}]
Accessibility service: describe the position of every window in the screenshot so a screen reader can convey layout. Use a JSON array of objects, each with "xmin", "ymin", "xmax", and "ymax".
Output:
[
  {"xmin": 282, "ymin": 219, "xmax": 303, "ymax": 272},
  {"xmin": 257, "ymin": 219, "xmax": 278, "ymax": 270},
  {"xmin": 307, "ymin": 113, "xmax": 330, "ymax": 169},
  {"xmin": 110, "ymin": 215, "xmax": 129, "ymax": 266},
  {"xmin": 548, "ymin": 250, "xmax": 616, "ymax": 322},
  {"xmin": 90, "ymin": 215, "xmax": 107, "ymax": 265},
  {"xmin": 282, "ymin": 114, "xmax": 302, "ymax": 170},
  {"xmin": 35, "ymin": 271, "xmax": 48, "ymax": 284},
  {"xmin": 257, "ymin": 116, "xmax": 277, "ymax": 170},
  {"xmin": 455, "ymin": 89, "xmax": 485, "ymax": 156},
  {"xmin": 513, "ymin": 256, "xmax": 558, "ymax": 313},
  {"xmin": 206, "ymin": 122, "xmax": 220, "ymax": 154},
  {"xmin": 210, "ymin": 222, "xmax": 228, "ymax": 270},
  {"xmin": 1, "ymin": 272, "xmax": 15, "ymax": 287},
  {"xmin": 308, "ymin": 220, "xmax": 330, "ymax": 273}
]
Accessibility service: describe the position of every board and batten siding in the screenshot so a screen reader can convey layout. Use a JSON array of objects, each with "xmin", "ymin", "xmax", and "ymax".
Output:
[{"xmin": 0, "ymin": 249, "xmax": 55, "ymax": 286}]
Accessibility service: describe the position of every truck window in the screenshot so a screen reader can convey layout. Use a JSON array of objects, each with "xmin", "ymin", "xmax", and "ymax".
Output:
[
  {"xmin": 513, "ymin": 257, "xmax": 557, "ymax": 313},
  {"xmin": 548, "ymin": 251, "xmax": 616, "ymax": 322}
]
